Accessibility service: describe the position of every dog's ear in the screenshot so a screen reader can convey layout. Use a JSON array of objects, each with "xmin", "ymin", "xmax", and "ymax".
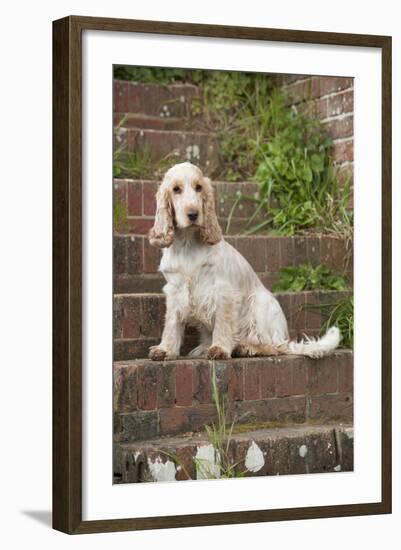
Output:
[
  {"xmin": 148, "ymin": 182, "xmax": 174, "ymax": 248},
  {"xmin": 199, "ymin": 177, "xmax": 222, "ymax": 245}
]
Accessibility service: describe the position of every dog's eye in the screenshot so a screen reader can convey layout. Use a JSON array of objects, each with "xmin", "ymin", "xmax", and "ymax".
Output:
[
  {"xmin": 195, "ymin": 184, "xmax": 202, "ymax": 192},
  {"xmin": 173, "ymin": 186, "xmax": 182, "ymax": 194}
]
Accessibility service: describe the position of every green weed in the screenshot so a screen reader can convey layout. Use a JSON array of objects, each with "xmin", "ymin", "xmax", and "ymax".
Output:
[
  {"xmin": 304, "ymin": 295, "xmax": 354, "ymax": 349},
  {"xmin": 156, "ymin": 362, "xmax": 248, "ymax": 481},
  {"xmin": 272, "ymin": 264, "xmax": 348, "ymax": 293}
]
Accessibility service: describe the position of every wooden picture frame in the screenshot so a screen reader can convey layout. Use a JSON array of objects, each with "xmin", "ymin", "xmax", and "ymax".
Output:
[{"xmin": 53, "ymin": 15, "xmax": 392, "ymax": 534}]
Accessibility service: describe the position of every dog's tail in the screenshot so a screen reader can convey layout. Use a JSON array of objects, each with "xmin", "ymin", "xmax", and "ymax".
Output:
[{"xmin": 283, "ymin": 326, "xmax": 341, "ymax": 359}]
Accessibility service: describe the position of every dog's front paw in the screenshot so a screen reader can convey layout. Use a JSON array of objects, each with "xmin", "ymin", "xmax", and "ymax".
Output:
[
  {"xmin": 148, "ymin": 346, "xmax": 171, "ymax": 361},
  {"xmin": 207, "ymin": 345, "xmax": 231, "ymax": 360}
]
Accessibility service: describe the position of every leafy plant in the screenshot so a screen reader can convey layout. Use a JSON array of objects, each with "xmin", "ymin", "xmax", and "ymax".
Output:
[
  {"xmin": 113, "ymin": 66, "xmax": 353, "ymax": 238},
  {"xmin": 195, "ymin": 72, "xmax": 353, "ymax": 237},
  {"xmin": 320, "ymin": 295, "xmax": 354, "ymax": 349},
  {"xmin": 304, "ymin": 295, "xmax": 354, "ymax": 349},
  {"xmin": 272, "ymin": 264, "xmax": 348, "ymax": 293}
]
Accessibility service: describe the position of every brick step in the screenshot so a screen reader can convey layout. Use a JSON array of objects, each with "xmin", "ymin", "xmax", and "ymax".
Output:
[
  {"xmin": 114, "ymin": 112, "xmax": 186, "ymax": 131},
  {"xmin": 114, "ymin": 423, "xmax": 353, "ymax": 482},
  {"xmin": 114, "ymin": 128, "xmax": 219, "ymax": 174},
  {"xmin": 114, "ymin": 80, "xmax": 201, "ymax": 118},
  {"xmin": 114, "ymin": 178, "xmax": 267, "ymax": 235},
  {"xmin": 113, "ymin": 290, "xmax": 349, "ymax": 360},
  {"xmin": 114, "ymin": 352, "xmax": 353, "ymax": 443},
  {"xmin": 114, "ymin": 234, "xmax": 350, "ymax": 293}
]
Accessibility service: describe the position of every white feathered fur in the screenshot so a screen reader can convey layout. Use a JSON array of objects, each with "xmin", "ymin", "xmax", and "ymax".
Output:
[{"xmin": 148, "ymin": 162, "xmax": 340, "ymax": 361}]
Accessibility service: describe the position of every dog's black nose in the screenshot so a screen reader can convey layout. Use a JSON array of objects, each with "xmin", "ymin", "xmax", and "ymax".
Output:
[{"xmin": 187, "ymin": 210, "xmax": 199, "ymax": 222}]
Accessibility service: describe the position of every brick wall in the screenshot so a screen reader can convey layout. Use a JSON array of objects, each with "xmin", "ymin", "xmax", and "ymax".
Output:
[{"xmin": 278, "ymin": 75, "xmax": 354, "ymax": 183}]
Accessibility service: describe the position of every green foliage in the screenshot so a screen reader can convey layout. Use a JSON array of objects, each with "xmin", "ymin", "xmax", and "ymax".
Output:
[
  {"xmin": 114, "ymin": 147, "xmax": 182, "ymax": 180},
  {"xmin": 320, "ymin": 296, "xmax": 354, "ymax": 349},
  {"xmin": 200, "ymin": 72, "xmax": 275, "ymax": 181},
  {"xmin": 194, "ymin": 72, "xmax": 353, "ymax": 237},
  {"xmin": 303, "ymin": 294, "xmax": 354, "ymax": 349},
  {"xmin": 113, "ymin": 200, "xmax": 129, "ymax": 233},
  {"xmin": 272, "ymin": 264, "xmax": 348, "ymax": 293},
  {"xmin": 114, "ymin": 65, "xmax": 187, "ymax": 84},
  {"xmin": 114, "ymin": 147, "xmax": 152, "ymax": 179},
  {"xmin": 113, "ymin": 66, "xmax": 207, "ymax": 85},
  {"xmin": 196, "ymin": 362, "xmax": 246, "ymax": 479},
  {"xmin": 113, "ymin": 65, "xmax": 353, "ymax": 237}
]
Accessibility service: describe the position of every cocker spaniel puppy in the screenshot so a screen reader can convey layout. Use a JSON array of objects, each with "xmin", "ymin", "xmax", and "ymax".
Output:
[{"xmin": 148, "ymin": 162, "xmax": 340, "ymax": 361}]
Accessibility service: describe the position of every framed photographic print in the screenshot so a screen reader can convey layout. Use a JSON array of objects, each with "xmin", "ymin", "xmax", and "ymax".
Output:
[{"xmin": 53, "ymin": 16, "xmax": 392, "ymax": 534}]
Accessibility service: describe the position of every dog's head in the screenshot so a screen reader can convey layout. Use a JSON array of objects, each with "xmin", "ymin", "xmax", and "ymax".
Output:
[{"xmin": 148, "ymin": 162, "xmax": 222, "ymax": 248}]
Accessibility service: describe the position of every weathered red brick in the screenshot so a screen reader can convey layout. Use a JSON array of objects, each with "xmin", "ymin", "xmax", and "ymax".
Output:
[
  {"xmin": 114, "ymin": 236, "xmax": 127, "ymax": 275},
  {"xmin": 314, "ymin": 97, "xmax": 327, "ymax": 119},
  {"xmin": 114, "ymin": 113, "xmax": 184, "ymax": 131},
  {"xmin": 140, "ymin": 295, "xmax": 164, "ymax": 338},
  {"xmin": 332, "ymin": 139, "xmax": 353, "ymax": 163},
  {"xmin": 193, "ymin": 362, "xmax": 212, "ymax": 404},
  {"xmin": 304, "ymin": 292, "xmax": 322, "ymax": 330},
  {"xmin": 236, "ymin": 237, "xmax": 267, "ymax": 272},
  {"xmin": 127, "ymin": 181, "xmax": 143, "ymax": 216},
  {"xmin": 291, "ymin": 292, "xmax": 306, "ymax": 332},
  {"xmin": 294, "ymin": 236, "xmax": 308, "ymax": 265},
  {"xmin": 127, "ymin": 236, "xmax": 144, "ymax": 274},
  {"xmin": 158, "ymin": 363, "xmax": 176, "ymax": 407},
  {"xmin": 275, "ymin": 362, "xmax": 293, "ymax": 397},
  {"xmin": 308, "ymin": 357, "xmax": 338, "ymax": 395},
  {"xmin": 114, "ymin": 364, "xmax": 138, "ymax": 412},
  {"xmin": 265, "ymin": 238, "xmax": 281, "ymax": 272},
  {"xmin": 176, "ymin": 362, "xmax": 194, "ymax": 406},
  {"xmin": 126, "ymin": 82, "xmax": 200, "ymax": 117},
  {"xmin": 306, "ymin": 236, "xmax": 321, "ymax": 265},
  {"xmin": 309, "ymin": 393, "xmax": 353, "ymax": 421},
  {"xmin": 236, "ymin": 396, "xmax": 307, "ymax": 424},
  {"xmin": 244, "ymin": 363, "xmax": 262, "ymax": 400},
  {"xmin": 279, "ymin": 237, "xmax": 294, "ymax": 267},
  {"xmin": 311, "ymin": 76, "xmax": 353, "ymax": 98},
  {"xmin": 143, "ymin": 181, "xmax": 158, "ymax": 216},
  {"xmin": 338, "ymin": 355, "xmax": 353, "ymax": 393},
  {"xmin": 292, "ymin": 358, "xmax": 308, "ymax": 395},
  {"xmin": 260, "ymin": 363, "xmax": 276, "ymax": 398},
  {"xmin": 137, "ymin": 364, "xmax": 159, "ymax": 410},
  {"xmin": 159, "ymin": 404, "xmax": 216, "ymax": 436},
  {"xmin": 320, "ymin": 236, "xmax": 347, "ymax": 271},
  {"xmin": 143, "ymin": 237, "xmax": 160, "ymax": 273},
  {"xmin": 326, "ymin": 90, "xmax": 353, "ymax": 117},
  {"xmin": 113, "ymin": 80, "xmax": 129, "ymax": 113},
  {"xmin": 324, "ymin": 115, "xmax": 353, "ymax": 140},
  {"xmin": 227, "ymin": 363, "xmax": 244, "ymax": 401},
  {"xmin": 114, "ymin": 338, "xmax": 158, "ymax": 361},
  {"xmin": 120, "ymin": 295, "xmax": 141, "ymax": 339},
  {"xmin": 126, "ymin": 218, "xmax": 154, "ymax": 235},
  {"xmin": 115, "ymin": 410, "xmax": 159, "ymax": 442},
  {"xmin": 175, "ymin": 445, "xmax": 196, "ymax": 480}
]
